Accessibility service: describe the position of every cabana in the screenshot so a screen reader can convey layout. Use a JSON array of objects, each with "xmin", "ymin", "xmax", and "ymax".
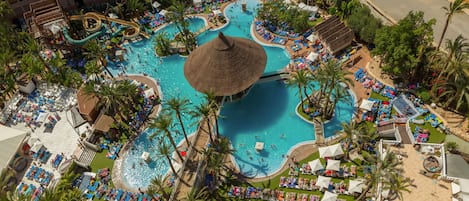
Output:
[
  {"xmin": 193, "ymin": 0, "xmax": 202, "ymax": 7},
  {"xmin": 152, "ymin": 1, "xmax": 161, "ymax": 8},
  {"xmin": 348, "ymin": 179, "xmax": 364, "ymax": 193},
  {"xmin": 308, "ymin": 159, "xmax": 324, "ymax": 172},
  {"xmin": 319, "ymin": 143, "xmax": 344, "ymax": 158},
  {"xmin": 321, "ymin": 191, "xmax": 338, "ymax": 201},
  {"xmin": 316, "ymin": 176, "xmax": 331, "ymax": 189},
  {"xmin": 213, "ymin": 10, "xmax": 222, "ymax": 16},
  {"xmin": 360, "ymin": 99, "xmax": 375, "ymax": 111},
  {"xmin": 0, "ymin": 125, "xmax": 29, "ymax": 172},
  {"xmin": 314, "ymin": 16, "xmax": 354, "ymax": 55},
  {"xmin": 325, "ymin": 159, "xmax": 341, "ymax": 171},
  {"xmin": 184, "ymin": 32, "xmax": 267, "ymax": 102},
  {"xmin": 298, "ymin": 3, "xmax": 319, "ymax": 16},
  {"xmin": 306, "ymin": 52, "xmax": 319, "ymax": 62},
  {"xmin": 159, "ymin": 10, "xmax": 169, "ymax": 17}
]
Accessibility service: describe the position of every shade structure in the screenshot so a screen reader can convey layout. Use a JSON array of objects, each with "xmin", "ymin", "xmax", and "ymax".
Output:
[
  {"xmin": 184, "ymin": 32, "xmax": 267, "ymax": 96},
  {"xmin": 348, "ymin": 179, "xmax": 364, "ymax": 194},
  {"xmin": 321, "ymin": 191, "xmax": 338, "ymax": 201},
  {"xmin": 316, "ymin": 176, "xmax": 331, "ymax": 189},
  {"xmin": 326, "ymin": 159, "xmax": 341, "ymax": 171},
  {"xmin": 319, "ymin": 143, "xmax": 344, "ymax": 158},
  {"xmin": 359, "ymin": 99, "xmax": 375, "ymax": 111},
  {"xmin": 0, "ymin": 125, "xmax": 28, "ymax": 171},
  {"xmin": 308, "ymin": 159, "xmax": 324, "ymax": 172},
  {"xmin": 306, "ymin": 52, "xmax": 319, "ymax": 62}
]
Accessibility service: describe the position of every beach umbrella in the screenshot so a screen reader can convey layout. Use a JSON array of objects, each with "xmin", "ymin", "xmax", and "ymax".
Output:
[
  {"xmin": 184, "ymin": 32, "xmax": 267, "ymax": 97},
  {"xmin": 318, "ymin": 146, "xmax": 330, "ymax": 158},
  {"xmin": 348, "ymin": 179, "xmax": 364, "ymax": 193},
  {"xmin": 308, "ymin": 159, "xmax": 324, "ymax": 172},
  {"xmin": 321, "ymin": 191, "xmax": 338, "ymax": 201},
  {"xmin": 328, "ymin": 143, "xmax": 344, "ymax": 158},
  {"xmin": 316, "ymin": 176, "xmax": 331, "ymax": 189},
  {"xmin": 326, "ymin": 159, "xmax": 341, "ymax": 171}
]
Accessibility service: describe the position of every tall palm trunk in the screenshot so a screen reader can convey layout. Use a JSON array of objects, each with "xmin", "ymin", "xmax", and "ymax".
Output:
[
  {"xmin": 437, "ymin": 18, "xmax": 450, "ymax": 50},
  {"xmin": 167, "ymin": 131, "xmax": 184, "ymax": 162},
  {"xmin": 205, "ymin": 118, "xmax": 214, "ymax": 144},
  {"xmin": 176, "ymin": 113, "xmax": 190, "ymax": 146},
  {"xmin": 298, "ymin": 85, "xmax": 305, "ymax": 112},
  {"xmin": 165, "ymin": 154, "xmax": 178, "ymax": 176}
]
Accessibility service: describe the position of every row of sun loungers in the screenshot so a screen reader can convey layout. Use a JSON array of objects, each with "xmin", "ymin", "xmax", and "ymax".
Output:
[
  {"xmin": 25, "ymin": 165, "xmax": 54, "ymax": 186},
  {"xmin": 228, "ymin": 186, "xmax": 327, "ymax": 201},
  {"xmin": 105, "ymin": 143, "xmax": 122, "ymax": 160}
]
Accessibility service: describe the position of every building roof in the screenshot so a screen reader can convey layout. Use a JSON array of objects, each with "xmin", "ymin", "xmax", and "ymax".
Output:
[
  {"xmin": 93, "ymin": 114, "xmax": 114, "ymax": 133},
  {"xmin": 77, "ymin": 88, "xmax": 99, "ymax": 117},
  {"xmin": 0, "ymin": 125, "xmax": 28, "ymax": 170},
  {"xmin": 314, "ymin": 16, "xmax": 354, "ymax": 54},
  {"xmin": 446, "ymin": 153, "xmax": 469, "ymax": 179},
  {"xmin": 184, "ymin": 32, "xmax": 267, "ymax": 96}
]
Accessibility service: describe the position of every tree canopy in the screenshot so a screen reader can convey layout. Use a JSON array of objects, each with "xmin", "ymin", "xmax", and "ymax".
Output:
[
  {"xmin": 346, "ymin": 5, "xmax": 382, "ymax": 44},
  {"xmin": 373, "ymin": 11, "xmax": 435, "ymax": 82}
]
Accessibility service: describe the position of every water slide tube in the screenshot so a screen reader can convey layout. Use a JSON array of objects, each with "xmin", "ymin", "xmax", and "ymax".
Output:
[
  {"xmin": 76, "ymin": 12, "xmax": 141, "ymax": 39},
  {"xmin": 62, "ymin": 26, "xmax": 106, "ymax": 45}
]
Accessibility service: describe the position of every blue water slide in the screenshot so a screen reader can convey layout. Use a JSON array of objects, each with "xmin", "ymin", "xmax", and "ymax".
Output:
[{"xmin": 62, "ymin": 26, "xmax": 106, "ymax": 45}]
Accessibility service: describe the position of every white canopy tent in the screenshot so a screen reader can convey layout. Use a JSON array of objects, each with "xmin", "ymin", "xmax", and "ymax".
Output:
[
  {"xmin": 152, "ymin": 1, "xmax": 161, "ymax": 8},
  {"xmin": 0, "ymin": 125, "xmax": 28, "ymax": 171},
  {"xmin": 159, "ymin": 10, "xmax": 169, "ymax": 16},
  {"xmin": 213, "ymin": 10, "xmax": 222, "ymax": 15},
  {"xmin": 348, "ymin": 179, "xmax": 364, "ymax": 193},
  {"xmin": 359, "ymin": 99, "xmax": 375, "ymax": 111},
  {"xmin": 30, "ymin": 141, "xmax": 44, "ymax": 153},
  {"xmin": 321, "ymin": 191, "xmax": 338, "ymax": 201},
  {"xmin": 325, "ymin": 159, "xmax": 341, "ymax": 171},
  {"xmin": 297, "ymin": 3, "xmax": 319, "ymax": 16},
  {"xmin": 306, "ymin": 52, "xmax": 319, "ymax": 62},
  {"xmin": 307, "ymin": 34, "xmax": 317, "ymax": 42},
  {"xmin": 319, "ymin": 143, "xmax": 344, "ymax": 158},
  {"xmin": 308, "ymin": 159, "xmax": 324, "ymax": 172},
  {"xmin": 144, "ymin": 89, "xmax": 155, "ymax": 98},
  {"xmin": 316, "ymin": 176, "xmax": 331, "ymax": 189}
]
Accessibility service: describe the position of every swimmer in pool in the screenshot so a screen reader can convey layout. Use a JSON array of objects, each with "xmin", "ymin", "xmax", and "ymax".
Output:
[{"xmin": 280, "ymin": 133, "xmax": 286, "ymax": 139}]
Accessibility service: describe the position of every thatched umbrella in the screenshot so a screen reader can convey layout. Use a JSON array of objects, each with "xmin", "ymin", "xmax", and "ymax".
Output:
[{"xmin": 184, "ymin": 32, "xmax": 267, "ymax": 97}]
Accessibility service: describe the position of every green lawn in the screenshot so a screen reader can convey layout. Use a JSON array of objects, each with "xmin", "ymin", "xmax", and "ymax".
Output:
[
  {"xmin": 409, "ymin": 116, "xmax": 446, "ymax": 143},
  {"xmin": 90, "ymin": 151, "xmax": 115, "ymax": 189},
  {"xmin": 369, "ymin": 92, "xmax": 388, "ymax": 102},
  {"xmin": 250, "ymin": 152, "xmax": 358, "ymax": 201}
]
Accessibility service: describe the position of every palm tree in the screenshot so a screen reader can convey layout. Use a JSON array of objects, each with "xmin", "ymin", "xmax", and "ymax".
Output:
[
  {"xmin": 157, "ymin": 140, "xmax": 180, "ymax": 176},
  {"xmin": 287, "ymin": 69, "xmax": 314, "ymax": 113},
  {"xmin": 437, "ymin": 35, "xmax": 469, "ymax": 80},
  {"xmin": 437, "ymin": 0, "xmax": 469, "ymax": 50},
  {"xmin": 147, "ymin": 175, "xmax": 171, "ymax": 199},
  {"xmin": 191, "ymin": 101, "xmax": 214, "ymax": 143},
  {"xmin": 204, "ymin": 92, "xmax": 221, "ymax": 138},
  {"xmin": 382, "ymin": 172, "xmax": 412, "ymax": 200},
  {"xmin": 340, "ymin": 121, "xmax": 361, "ymax": 159},
  {"xmin": 154, "ymin": 32, "xmax": 172, "ymax": 56},
  {"xmin": 185, "ymin": 186, "xmax": 209, "ymax": 201},
  {"xmin": 168, "ymin": 0, "xmax": 195, "ymax": 52},
  {"xmin": 84, "ymin": 59, "xmax": 103, "ymax": 81},
  {"xmin": 443, "ymin": 52, "xmax": 469, "ymax": 83},
  {"xmin": 83, "ymin": 82, "xmax": 120, "ymax": 116},
  {"xmin": 83, "ymin": 40, "xmax": 113, "ymax": 77},
  {"xmin": 149, "ymin": 112, "xmax": 184, "ymax": 162},
  {"xmin": 166, "ymin": 97, "xmax": 192, "ymax": 146},
  {"xmin": 358, "ymin": 148, "xmax": 404, "ymax": 200},
  {"xmin": 438, "ymin": 77, "xmax": 469, "ymax": 111},
  {"xmin": 124, "ymin": 0, "xmax": 146, "ymax": 18}
]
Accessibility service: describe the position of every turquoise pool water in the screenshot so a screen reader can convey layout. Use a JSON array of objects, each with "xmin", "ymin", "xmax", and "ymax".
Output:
[{"xmin": 112, "ymin": 0, "xmax": 353, "ymax": 188}]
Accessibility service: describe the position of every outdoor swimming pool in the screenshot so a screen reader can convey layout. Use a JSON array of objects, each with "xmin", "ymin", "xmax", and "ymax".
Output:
[{"xmin": 111, "ymin": 0, "xmax": 354, "ymax": 188}]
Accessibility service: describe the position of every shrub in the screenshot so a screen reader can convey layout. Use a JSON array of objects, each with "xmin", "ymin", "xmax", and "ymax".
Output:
[{"xmin": 417, "ymin": 91, "xmax": 431, "ymax": 103}]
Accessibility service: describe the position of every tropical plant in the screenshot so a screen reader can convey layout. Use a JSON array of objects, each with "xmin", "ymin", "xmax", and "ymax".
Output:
[
  {"xmin": 149, "ymin": 111, "xmax": 184, "ymax": 162},
  {"xmin": 336, "ymin": 0, "xmax": 360, "ymax": 20},
  {"xmin": 84, "ymin": 59, "xmax": 103, "ymax": 81},
  {"xmin": 184, "ymin": 186, "xmax": 209, "ymax": 201},
  {"xmin": 437, "ymin": 0, "xmax": 469, "ymax": 50},
  {"xmin": 438, "ymin": 78, "xmax": 469, "ymax": 112},
  {"xmin": 382, "ymin": 172, "xmax": 412, "ymax": 200},
  {"xmin": 157, "ymin": 140, "xmax": 180, "ymax": 176},
  {"xmin": 124, "ymin": 0, "xmax": 146, "ymax": 18},
  {"xmin": 288, "ymin": 69, "xmax": 314, "ymax": 113},
  {"xmin": 191, "ymin": 100, "xmax": 215, "ymax": 143},
  {"xmin": 203, "ymin": 92, "xmax": 221, "ymax": 139},
  {"xmin": 446, "ymin": 141, "xmax": 459, "ymax": 153},
  {"xmin": 166, "ymin": 96, "xmax": 192, "ymax": 146},
  {"xmin": 147, "ymin": 175, "xmax": 171, "ymax": 200},
  {"xmin": 346, "ymin": 5, "xmax": 382, "ymax": 44},
  {"xmin": 168, "ymin": 0, "xmax": 196, "ymax": 53},
  {"xmin": 436, "ymin": 35, "xmax": 469, "ymax": 80},
  {"xmin": 154, "ymin": 32, "xmax": 172, "ymax": 56},
  {"xmin": 373, "ymin": 11, "xmax": 435, "ymax": 83}
]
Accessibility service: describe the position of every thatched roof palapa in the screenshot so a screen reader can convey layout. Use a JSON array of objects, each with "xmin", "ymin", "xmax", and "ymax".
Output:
[
  {"xmin": 314, "ymin": 16, "xmax": 354, "ymax": 55},
  {"xmin": 184, "ymin": 32, "xmax": 267, "ymax": 96}
]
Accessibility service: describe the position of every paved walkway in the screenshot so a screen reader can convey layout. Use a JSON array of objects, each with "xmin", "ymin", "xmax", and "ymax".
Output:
[
  {"xmin": 367, "ymin": 0, "xmax": 469, "ymax": 47},
  {"xmin": 445, "ymin": 135, "xmax": 469, "ymax": 153}
]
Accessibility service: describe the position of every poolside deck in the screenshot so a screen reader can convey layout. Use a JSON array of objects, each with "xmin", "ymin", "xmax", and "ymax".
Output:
[{"xmin": 388, "ymin": 144, "xmax": 452, "ymax": 200}]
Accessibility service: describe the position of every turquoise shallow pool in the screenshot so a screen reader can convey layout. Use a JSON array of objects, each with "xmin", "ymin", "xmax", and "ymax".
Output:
[{"xmin": 110, "ymin": 0, "xmax": 353, "ymax": 188}]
